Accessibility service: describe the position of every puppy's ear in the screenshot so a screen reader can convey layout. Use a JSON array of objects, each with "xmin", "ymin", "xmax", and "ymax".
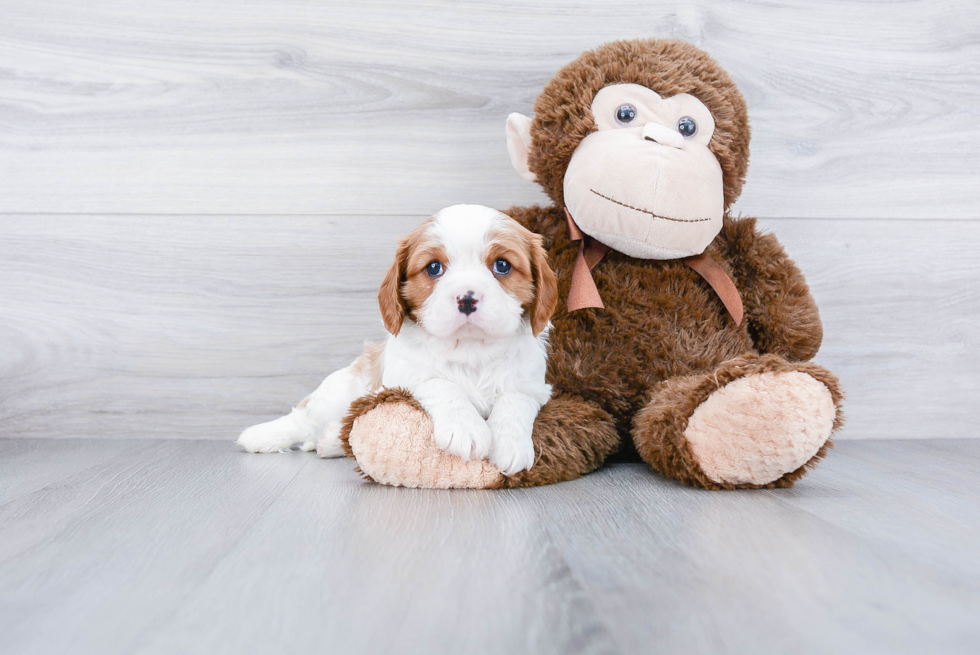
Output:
[
  {"xmin": 379, "ymin": 220, "xmax": 432, "ymax": 336},
  {"xmin": 528, "ymin": 233, "xmax": 558, "ymax": 336},
  {"xmin": 378, "ymin": 240, "xmax": 408, "ymax": 336}
]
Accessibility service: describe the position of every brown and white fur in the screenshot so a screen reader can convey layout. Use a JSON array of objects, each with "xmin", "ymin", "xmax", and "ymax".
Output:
[{"xmin": 237, "ymin": 204, "xmax": 558, "ymax": 475}]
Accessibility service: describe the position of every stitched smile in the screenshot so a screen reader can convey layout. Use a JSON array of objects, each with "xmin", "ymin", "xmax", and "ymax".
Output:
[{"xmin": 590, "ymin": 189, "xmax": 712, "ymax": 223}]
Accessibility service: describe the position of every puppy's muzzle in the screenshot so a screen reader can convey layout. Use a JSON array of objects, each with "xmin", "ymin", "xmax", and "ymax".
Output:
[{"xmin": 457, "ymin": 291, "xmax": 478, "ymax": 316}]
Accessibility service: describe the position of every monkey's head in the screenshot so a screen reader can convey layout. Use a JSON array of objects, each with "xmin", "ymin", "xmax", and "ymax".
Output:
[{"xmin": 506, "ymin": 39, "xmax": 750, "ymax": 259}]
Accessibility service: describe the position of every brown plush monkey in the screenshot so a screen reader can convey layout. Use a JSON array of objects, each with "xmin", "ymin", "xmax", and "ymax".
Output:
[{"xmin": 340, "ymin": 39, "xmax": 844, "ymax": 490}]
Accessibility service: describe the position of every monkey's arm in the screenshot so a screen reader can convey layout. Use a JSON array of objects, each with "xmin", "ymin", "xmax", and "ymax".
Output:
[{"xmin": 721, "ymin": 216, "xmax": 823, "ymax": 362}]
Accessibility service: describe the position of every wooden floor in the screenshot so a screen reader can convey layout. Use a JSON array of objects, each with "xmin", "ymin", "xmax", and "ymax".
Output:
[{"xmin": 2, "ymin": 438, "xmax": 978, "ymax": 655}]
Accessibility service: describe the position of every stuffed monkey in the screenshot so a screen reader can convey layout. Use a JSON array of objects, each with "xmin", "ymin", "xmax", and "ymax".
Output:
[{"xmin": 339, "ymin": 39, "xmax": 843, "ymax": 490}]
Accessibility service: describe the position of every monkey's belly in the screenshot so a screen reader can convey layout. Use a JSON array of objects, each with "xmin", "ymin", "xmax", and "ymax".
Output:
[{"xmin": 546, "ymin": 260, "xmax": 754, "ymax": 419}]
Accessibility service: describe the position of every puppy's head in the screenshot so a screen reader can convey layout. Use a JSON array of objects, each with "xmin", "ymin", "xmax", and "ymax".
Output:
[{"xmin": 379, "ymin": 205, "xmax": 558, "ymax": 340}]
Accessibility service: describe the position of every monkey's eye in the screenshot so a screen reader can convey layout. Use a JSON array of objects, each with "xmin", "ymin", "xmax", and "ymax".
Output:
[
  {"xmin": 492, "ymin": 259, "xmax": 512, "ymax": 275},
  {"xmin": 677, "ymin": 117, "xmax": 698, "ymax": 138},
  {"xmin": 615, "ymin": 104, "xmax": 637, "ymax": 125},
  {"xmin": 425, "ymin": 260, "xmax": 444, "ymax": 277}
]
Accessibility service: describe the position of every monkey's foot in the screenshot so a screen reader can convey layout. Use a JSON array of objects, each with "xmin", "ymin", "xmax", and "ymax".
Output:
[
  {"xmin": 340, "ymin": 388, "xmax": 504, "ymax": 489},
  {"xmin": 684, "ymin": 369, "xmax": 837, "ymax": 486},
  {"xmin": 634, "ymin": 354, "xmax": 844, "ymax": 489}
]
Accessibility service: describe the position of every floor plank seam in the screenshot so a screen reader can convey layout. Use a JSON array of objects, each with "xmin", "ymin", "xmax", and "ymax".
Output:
[
  {"xmin": 0, "ymin": 441, "xmax": 161, "ymax": 511},
  {"xmin": 759, "ymin": 486, "xmax": 961, "ymax": 573},
  {"xmin": 531, "ymin": 513, "xmax": 631, "ymax": 655},
  {"xmin": 128, "ymin": 455, "xmax": 314, "ymax": 653}
]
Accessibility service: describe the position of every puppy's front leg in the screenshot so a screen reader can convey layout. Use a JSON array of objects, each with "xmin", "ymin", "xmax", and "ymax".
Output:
[
  {"xmin": 413, "ymin": 380, "xmax": 491, "ymax": 460},
  {"xmin": 487, "ymin": 393, "xmax": 540, "ymax": 474}
]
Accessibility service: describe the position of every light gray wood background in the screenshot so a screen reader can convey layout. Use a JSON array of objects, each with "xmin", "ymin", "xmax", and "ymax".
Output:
[{"xmin": 1, "ymin": 0, "xmax": 979, "ymax": 441}]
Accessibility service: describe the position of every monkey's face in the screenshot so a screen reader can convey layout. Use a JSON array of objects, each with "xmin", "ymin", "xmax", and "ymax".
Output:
[
  {"xmin": 562, "ymin": 84, "xmax": 724, "ymax": 259},
  {"xmin": 508, "ymin": 40, "xmax": 750, "ymax": 252}
]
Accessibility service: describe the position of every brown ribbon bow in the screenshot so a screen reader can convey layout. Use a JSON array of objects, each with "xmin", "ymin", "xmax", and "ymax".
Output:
[{"xmin": 564, "ymin": 208, "xmax": 743, "ymax": 325}]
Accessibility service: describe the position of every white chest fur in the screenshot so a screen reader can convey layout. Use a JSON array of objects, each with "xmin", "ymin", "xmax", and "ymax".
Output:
[{"xmin": 381, "ymin": 320, "xmax": 552, "ymax": 419}]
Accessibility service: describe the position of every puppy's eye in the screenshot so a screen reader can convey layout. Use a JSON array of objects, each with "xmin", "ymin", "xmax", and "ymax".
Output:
[
  {"xmin": 425, "ymin": 260, "xmax": 444, "ymax": 277},
  {"xmin": 677, "ymin": 116, "xmax": 697, "ymax": 138},
  {"xmin": 615, "ymin": 104, "xmax": 637, "ymax": 125},
  {"xmin": 493, "ymin": 259, "xmax": 512, "ymax": 275}
]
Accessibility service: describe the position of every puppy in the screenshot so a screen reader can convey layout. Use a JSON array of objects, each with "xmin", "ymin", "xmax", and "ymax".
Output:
[{"xmin": 237, "ymin": 204, "xmax": 559, "ymax": 474}]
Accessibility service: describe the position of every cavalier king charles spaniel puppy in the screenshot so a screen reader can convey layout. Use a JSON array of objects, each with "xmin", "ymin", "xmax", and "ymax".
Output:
[{"xmin": 237, "ymin": 204, "xmax": 558, "ymax": 474}]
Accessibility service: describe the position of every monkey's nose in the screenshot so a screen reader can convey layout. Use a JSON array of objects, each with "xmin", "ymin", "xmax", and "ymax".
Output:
[
  {"xmin": 457, "ymin": 291, "xmax": 478, "ymax": 316},
  {"xmin": 642, "ymin": 122, "xmax": 684, "ymax": 149}
]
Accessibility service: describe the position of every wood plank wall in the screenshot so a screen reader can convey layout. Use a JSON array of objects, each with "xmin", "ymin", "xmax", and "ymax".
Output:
[{"xmin": 1, "ymin": 0, "xmax": 978, "ymax": 441}]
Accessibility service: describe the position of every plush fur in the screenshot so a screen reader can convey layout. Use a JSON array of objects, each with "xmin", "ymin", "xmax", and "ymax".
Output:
[
  {"xmin": 339, "ymin": 389, "xmax": 619, "ymax": 489},
  {"xmin": 342, "ymin": 39, "xmax": 843, "ymax": 490},
  {"xmin": 527, "ymin": 39, "xmax": 750, "ymax": 213},
  {"xmin": 340, "ymin": 388, "xmax": 505, "ymax": 489},
  {"xmin": 632, "ymin": 353, "xmax": 843, "ymax": 490}
]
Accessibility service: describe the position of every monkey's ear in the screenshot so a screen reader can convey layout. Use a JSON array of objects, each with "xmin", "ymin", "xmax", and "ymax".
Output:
[{"xmin": 506, "ymin": 113, "xmax": 537, "ymax": 183}]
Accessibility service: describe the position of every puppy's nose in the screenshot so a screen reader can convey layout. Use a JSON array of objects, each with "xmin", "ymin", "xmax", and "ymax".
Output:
[{"xmin": 457, "ymin": 291, "xmax": 478, "ymax": 316}]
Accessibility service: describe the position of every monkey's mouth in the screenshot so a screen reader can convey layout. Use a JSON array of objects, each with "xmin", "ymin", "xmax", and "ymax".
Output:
[{"xmin": 590, "ymin": 189, "xmax": 712, "ymax": 224}]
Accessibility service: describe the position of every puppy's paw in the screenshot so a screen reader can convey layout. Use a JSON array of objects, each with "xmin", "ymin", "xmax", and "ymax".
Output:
[
  {"xmin": 488, "ymin": 422, "xmax": 536, "ymax": 475},
  {"xmin": 237, "ymin": 420, "xmax": 293, "ymax": 453},
  {"xmin": 315, "ymin": 422, "xmax": 345, "ymax": 459},
  {"xmin": 431, "ymin": 408, "xmax": 491, "ymax": 460}
]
